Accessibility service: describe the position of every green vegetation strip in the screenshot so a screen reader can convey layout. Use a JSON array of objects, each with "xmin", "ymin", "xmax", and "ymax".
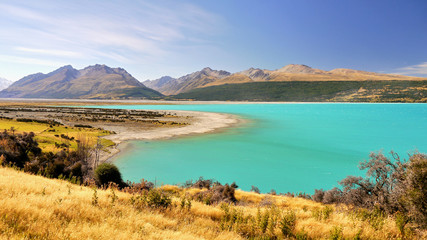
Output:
[{"xmin": 173, "ymin": 80, "xmax": 427, "ymax": 102}]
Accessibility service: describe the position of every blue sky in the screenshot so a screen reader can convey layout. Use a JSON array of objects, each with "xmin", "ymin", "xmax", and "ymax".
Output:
[{"xmin": 0, "ymin": 0, "xmax": 426, "ymax": 82}]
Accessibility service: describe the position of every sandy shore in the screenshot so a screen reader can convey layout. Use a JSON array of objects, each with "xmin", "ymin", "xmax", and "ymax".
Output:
[
  {"xmin": 102, "ymin": 110, "xmax": 240, "ymax": 143},
  {"xmin": 99, "ymin": 110, "xmax": 242, "ymax": 162}
]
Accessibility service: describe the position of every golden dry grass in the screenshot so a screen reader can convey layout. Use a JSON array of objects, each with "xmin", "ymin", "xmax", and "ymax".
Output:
[
  {"xmin": 0, "ymin": 118, "xmax": 113, "ymax": 152},
  {"xmin": 0, "ymin": 167, "xmax": 242, "ymax": 240},
  {"xmin": 1, "ymin": 168, "xmax": 425, "ymax": 239}
]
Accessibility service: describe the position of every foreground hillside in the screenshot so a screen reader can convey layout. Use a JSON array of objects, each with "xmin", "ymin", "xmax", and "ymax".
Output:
[{"xmin": 1, "ymin": 166, "xmax": 422, "ymax": 240}]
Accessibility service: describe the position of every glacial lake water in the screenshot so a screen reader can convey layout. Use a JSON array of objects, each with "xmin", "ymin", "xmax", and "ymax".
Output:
[{"xmin": 89, "ymin": 103, "xmax": 427, "ymax": 194}]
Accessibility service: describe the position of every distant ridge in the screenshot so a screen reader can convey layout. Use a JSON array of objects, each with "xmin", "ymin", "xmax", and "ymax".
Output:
[
  {"xmin": 144, "ymin": 67, "xmax": 231, "ymax": 95},
  {"xmin": 144, "ymin": 64, "xmax": 424, "ymax": 95},
  {"xmin": 0, "ymin": 65, "xmax": 163, "ymax": 99}
]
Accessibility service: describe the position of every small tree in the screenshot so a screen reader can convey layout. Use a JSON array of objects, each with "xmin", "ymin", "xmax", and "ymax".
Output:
[
  {"xmin": 94, "ymin": 163, "xmax": 124, "ymax": 187},
  {"xmin": 93, "ymin": 137, "xmax": 102, "ymax": 169},
  {"xmin": 339, "ymin": 151, "xmax": 407, "ymax": 212},
  {"xmin": 400, "ymin": 153, "xmax": 427, "ymax": 228},
  {"xmin": 312, "ymin": 150, "xmax": 426, "ymax": 230},
  {"xmin": 75, "ymin": 134, "xmax": 93, "ymax": 168},
  {"xmin": 312, "ymin": 189, "xmax": 325, "ymax": 202},
  {"xmin": 251, "ymin": 185, "xmax": 261, "ymax": 194},
  {"xmin": 0, "ymin": 131, "xmax": 41, "ymax": 168}
]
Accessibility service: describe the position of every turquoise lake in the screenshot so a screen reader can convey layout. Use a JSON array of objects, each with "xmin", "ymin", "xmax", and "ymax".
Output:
[{"xmin": 90, "ymin": 103, "xmax": 427, "ymax": 194}]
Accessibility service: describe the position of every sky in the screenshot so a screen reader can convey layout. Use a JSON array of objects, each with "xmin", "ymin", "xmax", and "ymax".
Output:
[{"xmin": 0, "ymin": 0, "xmax": 426, "ymax": 82}]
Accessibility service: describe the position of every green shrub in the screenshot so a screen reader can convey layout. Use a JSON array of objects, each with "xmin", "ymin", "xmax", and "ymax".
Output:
[
  {"xmin": 145, "ymin": 189, "xmax": 171, "ymax": 209},
  {"xmin": 395, "ymin": 211, "xmax": 409, "ymax": 237},
  {"xmin": 180, "ymin": 194, "xmax": 192, "ymax": 211},
  {"xmin": 94, "ymin": 163, "xmax": 124, "ymax": 187},
  {"xmin": 280, "ymin": 210, "xmax": 296, "ymax": 237},
  {"xmin": 130, "ymin": 188, "xmax": 172, "ymax": 210},
  {"xmin": 329, "ymin": 226, "xmax": 343, "ymax": 240},
  {"xmin": 259, "ymin": 211, "xmax": 269, "ymax": 233},
  {"xmin": 353, "ymin": 229, "xmax": 362, "ymax": 240},
  {"xmin": 194, "ymin": 183, "xmax": 237, "ymax": 205},
  {"xmin": 351, "ymin": 207, "xmax": 385, "ymax": 230},
  {"xmin": 295, "ymin": 228, "xmax": 309, "ymax": 240},
  {"xmin": 92, "ymin": 187, "xmax": 98, "ymax": 206},
  {"xmin": 219, "ymin": 203, "xmax": 245, "ymax": 231},
  {"xmin": 312, "ymin": 206, "xmax": 333, "ymax": 221}
]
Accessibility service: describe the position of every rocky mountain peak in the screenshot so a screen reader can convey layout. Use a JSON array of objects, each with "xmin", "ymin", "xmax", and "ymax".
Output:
[
  {"xmin": 200, "ymin": 67, "xmax": 230, "ymax": 79},
  {"xmin": 80, "ymin": 64, "xmax": 114, "ymax": 75},
  {"xmin": 49, "ymin": 65, "xmax": 77, "ymax": 75},
  {"xmin": 277, "ymin": 64, "xmax": 315, "ymax": 73},
  {"xmin": 144, "ymin": 76, "xmax": 177, "ymax": 89},
  {"xmin": 239, "ymin": 68, "xmax": 270, "ymax": 81},
  {"xmin": 157, "ymin": 76, "xmax": 175, "ymax": 83},
  {"xmin": 201, "ymin": 67, "xmax": 213, "ymax": 73},
  {"xmin": 58, "ymin": 65, "xmax": 74, "ymax": 70}
]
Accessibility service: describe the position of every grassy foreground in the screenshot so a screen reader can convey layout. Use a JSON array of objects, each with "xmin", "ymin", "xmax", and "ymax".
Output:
[{"xmin": 1, "ymin": 166, "xmax": 422, "ymax": 240}]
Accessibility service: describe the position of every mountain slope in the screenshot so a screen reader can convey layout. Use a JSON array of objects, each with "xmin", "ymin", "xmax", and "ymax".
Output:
[
  {"xmin": 144, "ymin": 67, "xmax": 231, "ymax": 95},
  {"xmin": 173, "ymin": 80, "xmax": 427, "ymax": 102},
  {"xmin": 0, "ymin": 65, "xmax": 163, "ymax": 99},
  {"xmin": 146, "ymin": 64, "xmax": 424, "ymax": 95}
]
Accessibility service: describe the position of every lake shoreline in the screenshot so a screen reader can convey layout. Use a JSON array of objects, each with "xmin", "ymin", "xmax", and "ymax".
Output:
[
  {"xmin": 2, "ymin": 97, "xmax": 421, "ymax": 105},
  {"xmin": 103, "ymin": 103, "xmax": 427, "ymax": 193},
  {"xmin": 0, "ymin": 102, "xmax": 244, "ymax": 164},
  {"xmin": 101, "ymin": 110, "xmax": 243, "ymax": 162}
]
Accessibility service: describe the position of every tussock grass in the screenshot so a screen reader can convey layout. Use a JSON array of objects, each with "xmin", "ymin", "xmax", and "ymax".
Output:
[
  {"xmin": 1, "ymin": 167, "xmax": 425, "ymax": 239},
  {"xmin": 0, "ymin": 167, "xmax": 241, "ymax": 240}
]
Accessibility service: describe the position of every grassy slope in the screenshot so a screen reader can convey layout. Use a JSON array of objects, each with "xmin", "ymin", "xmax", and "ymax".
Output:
[
  {"xmin": 173, "ymin": 80, "xmax": 427, "ymax": 102},
  {"xmin": 0, "ymin": 166, "xmax": 416, "ymax": 240},
  {"xmin": 0, "ymin": 167, "xmax": 236, "ymax": 240},
  {"xmin": 0, "ymin": 119, "xmax": 114, "ymax": 152}
]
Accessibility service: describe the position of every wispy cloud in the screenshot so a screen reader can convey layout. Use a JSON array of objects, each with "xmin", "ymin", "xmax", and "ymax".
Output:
[
  {"xmin": 393, "ymin": 62, "xmax": 427, "ymax": 77},
  {"xmin": 15, "ymin": 47, "xmax": 83, "ymax": 58},
  {"xmin": 0, "ymin": 0, "xmax": 225, "ymax": 77},
  {"xmin": 0, "ymin": 3, "xmax": 50, "ymax": 22},
  {"xmin": 0, "ymin": 54, "xmax": 68, "ymax": 67}
]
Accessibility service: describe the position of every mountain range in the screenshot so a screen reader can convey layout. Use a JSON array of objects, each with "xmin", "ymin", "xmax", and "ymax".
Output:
[
  {"xmin": 0, "ymin": 65, "xmax": 162, "ymax": 99},
  {"xmin": 0, "ymin": 64, "xmax": 425, "ymax": 101},
  {"xmin": 144, "ymin": 64, "xmax": 423, "ymax": 95},
  {"xmin": 144, "ymin": 67, "xmax": 231, "ymax": 95}
]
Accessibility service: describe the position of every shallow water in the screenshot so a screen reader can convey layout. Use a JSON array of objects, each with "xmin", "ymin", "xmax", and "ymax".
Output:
[{"xmin": 89, "ymin": 103, "xmax": 427, "ymax": 193}]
